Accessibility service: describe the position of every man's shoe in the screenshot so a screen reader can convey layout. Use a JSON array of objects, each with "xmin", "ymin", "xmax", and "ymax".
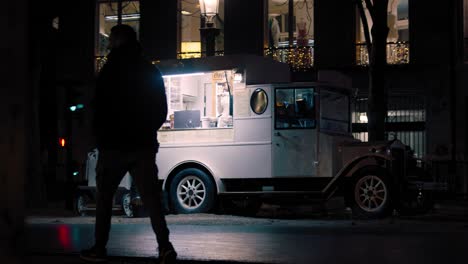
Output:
[
  {"xmin": 80, "ymin": 246, "xmax": 108, "ymax": 262},
  {"xmin": 159, "ymin": 243, "xmax": 177, "ymax": 264}
]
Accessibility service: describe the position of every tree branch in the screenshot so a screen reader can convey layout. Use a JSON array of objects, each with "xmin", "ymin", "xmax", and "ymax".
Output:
[
  {"xmin": 363, "ymin": 0, "xmax": 376, "ymax": 22},
  {"xmin": 357, "ymin": 0, "xmax": 373, "ymax": 55}
]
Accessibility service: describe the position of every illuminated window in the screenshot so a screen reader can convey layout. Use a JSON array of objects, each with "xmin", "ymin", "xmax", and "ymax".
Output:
[
  {"xmin": 268, "ymin": 0, "xmax": 314, "ymax": 48},
  {"xmin": 266, "ymin": 1, "xmax": 314, "ymax": 70},
  {"xmin": 96, "ymin": 0, "xmax": 140, "ymax": 57},
  {"xmin": 356, "ymin": 0, "xmax": 410, "ymax": 65},
  {"xmin": 351, "ymin": 95, "xmax": 426, "ymax": 158},
  {"xmin": 180, "ymin": 42, "xmax": 201, "ymax": 59},
  {"xmin": 178, "ymin": 0, "xmax": 225, "ymax": 58}
]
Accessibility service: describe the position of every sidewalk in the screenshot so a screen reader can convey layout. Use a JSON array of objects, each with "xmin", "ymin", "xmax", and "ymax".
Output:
[
  {"xmin": 22, "ymin": 198, "xmax": 468, "ymax": 264},
  {"xmin": 26, "ymin": 196, "xmax": 468, "ymax": 221},
  {"xmin": 433, "ymin": 199, "xmax": 468, "ymax": 216},
  {"xmin": 26, "ymin": 253, "xmax": 262, "ymax": 264}
]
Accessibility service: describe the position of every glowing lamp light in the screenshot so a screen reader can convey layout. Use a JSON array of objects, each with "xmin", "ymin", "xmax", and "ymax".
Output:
[
  {"xmin": 234, "ymin": 73, "xmax": 243, "ymax": 83},
  {"xmin": 199, "ymin": 0, "xmax": 219, "ymax": 24},
  {"xmin": 162, "ymin": 72, "xmax": 206, "ymax": 78},
  {"xmin": 359, "ymin": 113, "xmax": 368, "ymax": 123},
  {"xmin": 59, "ymin": 138, "xmax": 66, "ymax": 147}
]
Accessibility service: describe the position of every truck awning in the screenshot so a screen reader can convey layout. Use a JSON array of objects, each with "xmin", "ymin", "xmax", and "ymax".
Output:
[{"xmin": 154, "ymin": 54, "xmax": 291, "ymax": 85}]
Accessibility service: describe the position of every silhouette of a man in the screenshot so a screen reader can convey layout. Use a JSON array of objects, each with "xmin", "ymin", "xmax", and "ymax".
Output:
[{"xmin": 80, "ymin": 24, "xmax": 176, "ymax": 264}]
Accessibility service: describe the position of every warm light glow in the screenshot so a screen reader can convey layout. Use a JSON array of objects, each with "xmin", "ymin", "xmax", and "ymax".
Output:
[
  {"xmin": 181, "ymin": 10, "xmax": 192, "ymax": 15},
  {"xmin": 59, "ymin": 138, "xmax": 66, "ymax": 147},
  {"xmin": 234, "ymin": 73, "xmax": 243, "ymax": 83},
  {"xmin": 199, "ymin": 0, "xmax": 219, "ymax": 21},
  {"xmin": 359, "ymin": 113, "xmax": 368, "ymax": 123},
  {"xmin": 265, "ymin": 46, "xmax": 314, "ymax": 71},
  {"xmin": 180, "ymin": 42, "xmax": 201, "ymax": 59}
]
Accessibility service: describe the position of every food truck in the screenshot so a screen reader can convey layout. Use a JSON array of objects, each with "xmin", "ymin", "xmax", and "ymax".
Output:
[{"xmin": 76, "ymin": 55, "xmax": 444, "ymax": 218}]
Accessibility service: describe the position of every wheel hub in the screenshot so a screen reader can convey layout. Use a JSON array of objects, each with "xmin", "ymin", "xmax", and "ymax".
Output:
[
  {"xmin": 177, "ymin": 176, "xmax": 206, "ymax": 210},
  {"xmin": 355, "ymin": 175, "xmax": 388, "ymax": 212}
]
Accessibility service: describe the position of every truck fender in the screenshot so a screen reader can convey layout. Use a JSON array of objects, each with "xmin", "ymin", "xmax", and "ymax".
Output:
[
  {"xmin": 322, "ymin": 153, "xmax": 393, "ymax": 199},
  {"xmin": 163, "ymin": 160, "xmax": 219, "ymax": 192}
]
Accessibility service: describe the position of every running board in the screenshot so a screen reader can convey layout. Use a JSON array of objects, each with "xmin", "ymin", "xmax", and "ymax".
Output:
[
  {"xmin": 80, "ymin": 207, "xmax": 122, "ymax": 211},
  {"xmin": 219, "ymin": 191, "xmax": 325, "ymax": 200}
]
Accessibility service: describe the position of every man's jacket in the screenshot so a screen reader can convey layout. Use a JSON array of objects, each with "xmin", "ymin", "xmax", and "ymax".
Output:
[{"xmin": 94, "ymin": 46, "xmax": 168, "ymax": 150}]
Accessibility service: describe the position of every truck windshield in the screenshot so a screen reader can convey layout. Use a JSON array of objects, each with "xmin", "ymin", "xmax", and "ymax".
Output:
[{"xmin": 275, "ymin": 87, "xmax": 316, "ymax": 129}]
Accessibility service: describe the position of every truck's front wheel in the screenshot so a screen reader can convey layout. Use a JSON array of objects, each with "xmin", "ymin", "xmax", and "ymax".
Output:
[
  {"xmin": 170, "ymin": 168, "xmax": 216, "ymax": 214},
  {"xmin": 349, "ymin": 166, "xmax": 392, "ymax": 219}
]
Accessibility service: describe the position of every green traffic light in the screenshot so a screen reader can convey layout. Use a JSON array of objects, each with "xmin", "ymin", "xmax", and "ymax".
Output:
[{"xmin": 69, "ymin": 104, "xmax": 84, "ymax": 112}]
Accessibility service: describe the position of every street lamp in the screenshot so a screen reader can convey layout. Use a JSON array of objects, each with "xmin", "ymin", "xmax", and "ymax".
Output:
[{"xmin": 199, "ymin": 0, "xmax": 220, "ymax": 57}]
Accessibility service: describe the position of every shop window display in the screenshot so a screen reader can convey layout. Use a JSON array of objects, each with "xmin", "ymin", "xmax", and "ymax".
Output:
[
  {"xmin": 356, "ymin": 0, "xmax": 410, "ymax": 64},
  {"xmin": 266, "ymin": 0, "xmax": 314, "ymax": 70},
  {"xmin": 268, "ymin": 0, "xmax": 314, "ymax": 48}
]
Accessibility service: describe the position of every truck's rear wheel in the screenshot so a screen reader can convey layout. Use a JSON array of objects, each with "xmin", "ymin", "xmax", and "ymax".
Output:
[
  {"xmin": 122, "ymin": 192, "xmax": 147, "ymax": 218},
  {"xmin": 75, "ymin": 192, "xmax": 90, "ymax": 216},
  {"xmin": 349, "ymin": 166, "xmax": 392, "ymax": 219},
  {"xmin": 170, "ymin": 168, "xmax": 216, "ymax": 214},
  {"xmin": 121, "ymin": 192, "xmax": 134, "ymax": 217}
]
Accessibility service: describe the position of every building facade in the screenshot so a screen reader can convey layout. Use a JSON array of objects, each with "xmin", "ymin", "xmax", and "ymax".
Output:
[{"xmin": 35, "ymin": 0, "xmax": 468, "ymax": 203}]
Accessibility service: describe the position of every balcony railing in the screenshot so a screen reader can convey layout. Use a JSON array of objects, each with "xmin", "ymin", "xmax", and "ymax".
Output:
[
  {"xmin": 95, "ymin": 46, "xmax": 315, "ymax": 73},
  {"xmin": 356, "ymin": 42, "xmax": 410, "ymax": 65},
  {"xmin": 176, "ymin": 50, "xmax": 225, "ymax": 59},
  {"xmin": 95, "ymin": 56, "xmax": 107, "ymax": 73},
  {"xmin": 264, "ymin": 46, "xmax": 314, "ymax": 71}
]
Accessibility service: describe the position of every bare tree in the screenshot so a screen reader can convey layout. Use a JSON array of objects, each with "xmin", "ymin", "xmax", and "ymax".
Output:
[{"xmin": 356, "ymin": 0, "xmax": 389, "ymax": 141}]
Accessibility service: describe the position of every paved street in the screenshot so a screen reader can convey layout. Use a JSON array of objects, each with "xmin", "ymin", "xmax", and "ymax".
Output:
[{"xmin": 25, "ymin": 201, "xmax": 468, "ymax": 264}]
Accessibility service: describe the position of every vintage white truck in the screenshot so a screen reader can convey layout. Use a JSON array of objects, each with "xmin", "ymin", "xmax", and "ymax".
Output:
[{"xmin": 75, "ymin": 55, "xmax": 445, "ymax": 218}]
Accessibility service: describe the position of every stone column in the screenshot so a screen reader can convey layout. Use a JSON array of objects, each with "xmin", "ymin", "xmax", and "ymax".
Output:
[
  {"xmin": 224, "ymin": 0, "xmax": 267, "ymax": 56},
  {"xmin": 314, "ymin": 0, "xmax": 355, "ymax": 68},
  {"xmin": 0, "ymin": 0, "xmax": 29, "ymax": 262},
  {"xmin": 140, "ymin": 0, "xmax": 178, "ymax": 60}
]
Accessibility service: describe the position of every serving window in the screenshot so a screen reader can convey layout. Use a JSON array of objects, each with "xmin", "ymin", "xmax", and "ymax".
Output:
[{"xmin": 161, "ymin": 71, "xmax": 236, "ymax": 131}]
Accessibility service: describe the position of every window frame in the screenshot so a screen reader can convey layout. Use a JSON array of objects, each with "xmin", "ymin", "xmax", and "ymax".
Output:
[{"xmin": 274, "ymin": 87, "xmax": 317, "ymax": 130}]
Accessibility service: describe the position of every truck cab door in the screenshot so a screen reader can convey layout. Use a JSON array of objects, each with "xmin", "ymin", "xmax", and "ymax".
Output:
[{"xmin": 272, "ymin": 87, "xmax": 317, "ymax": 177}]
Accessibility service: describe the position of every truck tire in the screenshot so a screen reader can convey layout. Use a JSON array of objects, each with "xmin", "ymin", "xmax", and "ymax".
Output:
[
  {"xmin": 348, "ymin": 166, "xmax": 392, "ymax": 219},
  {"xmin": 75, "ymin": 192, "xmax": 90, "ymax": 217},
  {"xmin": 400, "ymin": 167, "xmax": 435, "ymax": 215},
  {"xmin": 170, "ymin": 168, "xmax": 216, "ymax": 214},
  {"xmin": 121, "ymin": 192, "xmax": 134, "ymax": 217},
  {"xmin": 121, "ymin": 192, "xmax": 147, "ymax": 218}
]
